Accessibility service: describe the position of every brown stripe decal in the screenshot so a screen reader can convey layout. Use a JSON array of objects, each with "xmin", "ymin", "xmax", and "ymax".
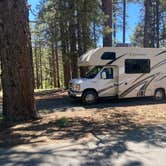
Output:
[
  {"xmin": 155, "ymin": 50, "xmax": 166, "ymax": 56},
  {"xmin": 120, "ymin": 73, "xmax": 160, "ymax": 98},
  {"xmin": 137, "ymin": 76, "xmax": 156, "ymax": 97},
  {"xmin": 158, "ymin": 75, "xmax": 166, "ymax": 81},
  {"xmin": 98, "ymin": 84, "xmax": 115, "ymax": 94},
  {"xmin": 107, "ymin": 54, "xmax": 127, "ymax": 65}
]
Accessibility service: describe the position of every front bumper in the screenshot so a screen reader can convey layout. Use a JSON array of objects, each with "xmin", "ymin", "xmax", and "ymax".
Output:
[{"xmin": 68, "ymin": 89, "xmax": 82, "ymax": 98}]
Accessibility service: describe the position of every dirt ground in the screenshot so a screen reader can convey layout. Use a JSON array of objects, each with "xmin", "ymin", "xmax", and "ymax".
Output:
[{"xmin": 0, "ymin": 90, "xmax": 166, "ymax": 148}]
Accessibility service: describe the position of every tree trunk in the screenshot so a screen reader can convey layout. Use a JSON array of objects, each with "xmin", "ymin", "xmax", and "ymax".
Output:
[
  {"xmin": 34, "ymin": 42, "xmax": 40, "ymax": 89},
  {"xmin": 93, "ymin": 22, "xmax": 97, "ymax": 47},
  {"xmin": 39, "ymin": 45, "xmax": 43, "ymax": 89},
  {"xmin": 59, "ymin": 1, "xmax": 72, "ymax": 88},
  {"xmin": 156, "ymin": 0, "xmax": 160, "ymax": 48},
  {"xmin": 60, "ymin": 25, "xmax": 71, "ymax": 87},
  {"xmin": 76, "ymin": 2, "xmax": 86, "ymax": 77},
  {"xmin": 113, "ymin": 3, "xmax": 117, "ymax": 46},
  {"xmin": 123, "ymin": 0, "xmax": 126, "ymax": 45},
  {"xmin": 69, "ymin": 0, "xmax": 78, "ymax": 79},
  {"xmin": 144, "ymin": 0, "xmax": 153, "ymax": 47},
  {"xmin": 51, "ymin": 42, "xmax": 57, "ymax": 88},
  {"xmin": 0, "ymin": 0, "xmax": 37, "ymax": 121},
  {"xmin": 102, "ymin": 0, "xmax": 113, "ymax": 46},
  {"xmin": 55, "ymin": 43, "xmax": 60, "ymax": 88},
  {"xmin": 49, "ymin": 56, "xmax": 53, "ymax": 87}
]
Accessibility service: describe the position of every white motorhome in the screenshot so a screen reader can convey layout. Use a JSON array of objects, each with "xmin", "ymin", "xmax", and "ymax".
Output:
[{"xmin": 68, "ymin": 47, "xmax": 166, "ymax": 104}]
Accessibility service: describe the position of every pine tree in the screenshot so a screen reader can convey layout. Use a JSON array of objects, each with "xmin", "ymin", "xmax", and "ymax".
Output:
[
  {"xmin": 0, "ymin": 0, "xmax": 37, "ymax": 121},
  {"xmin": 102, "ymin": 0, "xmax": 113, "ymax": 46}
]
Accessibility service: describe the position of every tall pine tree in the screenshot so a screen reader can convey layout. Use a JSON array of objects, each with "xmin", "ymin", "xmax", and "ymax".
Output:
[{"xmin": 0, "ymin": 0, "xmax": 37, "ymax": 121}]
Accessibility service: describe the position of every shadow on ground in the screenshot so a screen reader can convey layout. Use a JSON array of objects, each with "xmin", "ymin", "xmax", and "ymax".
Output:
[
  {"xmin": 36, "ymin": 94, "xmax": 166, "ymax": 113},
  {"xmin": 0, "ymin": 109, "xmax": 165, "ymax": 165},
  {"xmin": 0, "ymin": 91, "xmax": 165, "ymax": 165}
]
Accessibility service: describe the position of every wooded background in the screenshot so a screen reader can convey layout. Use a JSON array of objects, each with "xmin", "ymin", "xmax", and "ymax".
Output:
[{"xmin": 30, "ymin": 0, "xmax": 166, "ymax": 89}]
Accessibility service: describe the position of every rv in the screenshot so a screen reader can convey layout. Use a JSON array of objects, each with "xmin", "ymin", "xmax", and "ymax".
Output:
[{"xmin": 68, "ymin": 47, "xmax": 166, "ymax": 104}]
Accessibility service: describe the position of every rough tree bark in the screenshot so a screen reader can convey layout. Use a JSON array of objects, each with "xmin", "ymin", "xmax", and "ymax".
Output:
[
  {"xmin": 59, "ymin": 0, "xmax": 72, "ymax": 88},
  {"xmin": 144, "ymin": 0, "xmax": 153, "ymax": 47},
  {"xmin": 102, "ymin": 0, "xmax": 113, "ymax": 46},
  {"xmin": 69, "ymin": 0, "xmax": 78, "ymax": 79},
  {"xmin": 0, "ymin": 0, "xmax": 38, "ymax": 121},
  {"xmin": 123, "ymin": 0, "xmax": 126, "ymax": 45}
]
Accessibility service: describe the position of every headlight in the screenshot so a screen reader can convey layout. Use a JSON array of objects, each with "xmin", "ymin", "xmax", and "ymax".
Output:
[{"xmin": 73, "ymin": 84, "xmax": 80, "ymax": 91}]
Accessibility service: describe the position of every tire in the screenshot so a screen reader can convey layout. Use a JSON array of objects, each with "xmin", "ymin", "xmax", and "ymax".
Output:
[
  {"xmin": 154, "ymin": 89, "xmax": 165, "ymax": 100},
  {"xmin": 82, "ymin": 90, "xmax": 98, "ymax": 104}
]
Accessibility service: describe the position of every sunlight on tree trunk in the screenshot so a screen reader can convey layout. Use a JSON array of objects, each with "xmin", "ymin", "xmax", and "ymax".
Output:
[{"xmin": 0, "ymin": 0, "xmax": 38, "ymax": 121}]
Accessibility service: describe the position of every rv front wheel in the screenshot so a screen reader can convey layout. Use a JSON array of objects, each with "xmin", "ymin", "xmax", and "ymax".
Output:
[
  {"xmin": 82, "ymin": 90, "xmax": 98, "ymax": 104},
  {"xmin": 154, "ymin": 89, "xmax": 165, "ymax": 100}
]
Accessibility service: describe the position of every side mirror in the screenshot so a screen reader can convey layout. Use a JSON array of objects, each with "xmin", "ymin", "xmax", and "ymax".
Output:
[{"xmin": 101, "ymin": 71, "xmax": 107, "ymax": 79}]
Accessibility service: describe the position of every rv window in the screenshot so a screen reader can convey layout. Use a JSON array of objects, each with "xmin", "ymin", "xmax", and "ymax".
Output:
[
  {"xmin": 101, "ymin": 68, "xmax": 114, "ymax": 79},
  {"xmin": 101, "ymin": 52, "xmax": 116, "ymax": 60},
  {"xmin": 85, "ymin": 66, "xmax": 103, "ymax": 79},
  {"xmin": 125, "ymin": 59, "xmax": 150, "ymax": 74}
]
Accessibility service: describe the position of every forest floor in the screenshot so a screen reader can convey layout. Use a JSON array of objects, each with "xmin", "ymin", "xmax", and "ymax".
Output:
[
  {"xmin": 0, "ymin": 89, "xmax": 166, "ymax": 147},
  {"xmin": 0, "ymin": 89, "xmax": 166, "ymax": 165}
]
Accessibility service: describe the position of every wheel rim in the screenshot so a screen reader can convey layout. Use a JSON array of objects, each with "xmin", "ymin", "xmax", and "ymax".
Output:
[
  {"xmin": 155, "ymin": 91, "xmax": 163, "ymax": 100},
  {"xmin": 85, "ymin": 94, "xmax": 95, "ymax": 103}
]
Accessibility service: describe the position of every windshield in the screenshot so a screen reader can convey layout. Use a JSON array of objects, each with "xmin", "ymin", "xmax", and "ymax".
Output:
[{"xmin": 85, "ymin": 66, "xmax": 103, "ymax": 79}]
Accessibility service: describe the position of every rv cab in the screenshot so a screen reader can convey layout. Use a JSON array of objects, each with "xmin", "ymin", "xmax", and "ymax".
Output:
[
  {"xmin": 68, "ymin": 47, "xmax": 166, "ymax": 104},
  {"xmin": 69, "ymin": 65, "xmax": 118, "ymax": 103}
]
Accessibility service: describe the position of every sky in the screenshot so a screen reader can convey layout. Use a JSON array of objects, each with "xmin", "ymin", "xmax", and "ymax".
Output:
[
  {"xmin": 28, "ymin": 0, "xmax": 39, "ymax": 20},
  {"xmin": 28, "ymin": 0, "xmax": 142, "ymax": 45},
  {"xmin": 119, "ymin": 3, "xmax": 142, "ymax": 43}
]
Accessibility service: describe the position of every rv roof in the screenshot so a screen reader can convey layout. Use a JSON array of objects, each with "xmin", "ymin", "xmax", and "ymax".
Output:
[{"xmin": 78, "ymin": 47, "xmax": 166, "ymax": 67}]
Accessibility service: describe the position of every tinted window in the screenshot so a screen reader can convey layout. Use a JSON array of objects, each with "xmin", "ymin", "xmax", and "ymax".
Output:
[
  {"xmin": 101, "ymin": 52, "xmax": 116, "ymax": 60},
  {"xmin": 101, "ymin": 68, "xmax": 114, "ymax": 79},
  {"xmin": 85, "ymin": 66, "xmax": 103, "ymax": 79},
  {"xmin": 125, "ymin": 59, "xmax": 150, "ymax": 74}
]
